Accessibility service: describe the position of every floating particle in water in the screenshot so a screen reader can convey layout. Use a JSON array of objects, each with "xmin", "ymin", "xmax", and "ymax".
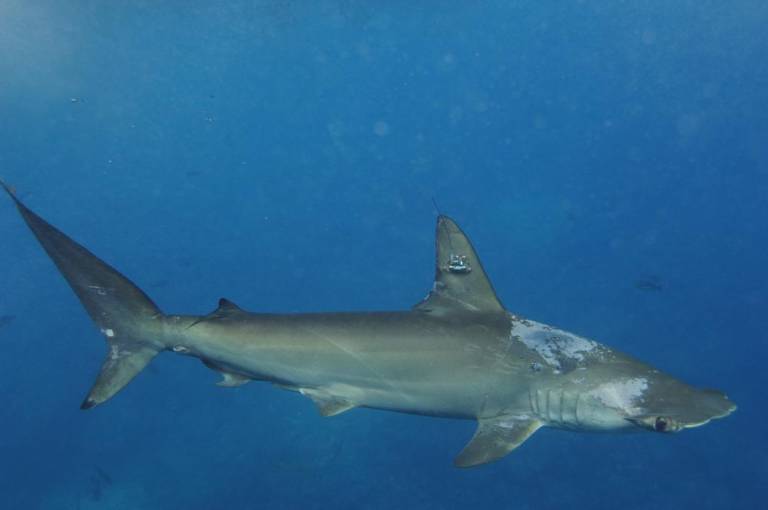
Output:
[{"xmin": 373, "ymin": 121, "xmax": 390, "ymax": 136}]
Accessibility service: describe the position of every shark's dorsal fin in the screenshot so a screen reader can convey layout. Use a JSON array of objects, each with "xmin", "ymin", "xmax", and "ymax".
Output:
[
  {"xmin": 414, "ymin": 215, "xmax": 504, "ymax": 314},
  {"xmin": 188, "ymin": 298, "xmax": 243, "ymax": 328},
  {"xmin": 454, "ymin": 416, "xmax": 542, "ymax": 467},
  {"xmin": 216, "ymin": 298, "xmax": 242, "ymax": 314}
]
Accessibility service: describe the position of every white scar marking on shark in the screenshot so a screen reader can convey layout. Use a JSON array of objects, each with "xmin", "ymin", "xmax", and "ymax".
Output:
[
  {"xmin": 587, "ymin": 378, "xmax": 648, "ymax": 414},
  {"xmin": 455, "ymin": 298, "xmax": 481, "ymax": 311},
  {"xmin": 108, "ymin": 344, "xmax": 132, "ymax": 362},
  {"xmin": 87, "ymin": 285, "xmax": 109, "ymax": 296},
  {"xmin": 499, "ymin": 414, "xmax": 533, "ymax": 425},
  {"xmin": 512, "ymin": 317, "xmax": 600, "ymax": 370},
  {"xmin": 101, "ymin": 328, "xmax": 115, "ymax": 338}
]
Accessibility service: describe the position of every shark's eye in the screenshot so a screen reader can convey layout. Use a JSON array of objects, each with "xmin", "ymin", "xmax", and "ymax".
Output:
[{"xmin": 654, "ymin": 417, "xmax": 668, "ymax": 432}]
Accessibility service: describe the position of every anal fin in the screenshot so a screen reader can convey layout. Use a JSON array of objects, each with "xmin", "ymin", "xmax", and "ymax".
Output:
[
  {"xmin": 454, "ymin": 416, "xmax": 542, "ymax": 468},
  {"xmin": 300, "ymin": 388, "xmax": 356, "ymax": 417},
  {"xmin": 201, "ymin": 359, "xmax": 251, "ymax": 387},
  {"xmin": 216, "ymin": 372, "xmax": 251, "ymax": 387}
]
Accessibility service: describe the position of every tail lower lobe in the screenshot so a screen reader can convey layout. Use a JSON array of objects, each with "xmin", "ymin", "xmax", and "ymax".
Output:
[{"xmin": 2, "ymin": 181, "xmax": 165, "ymax": 409}]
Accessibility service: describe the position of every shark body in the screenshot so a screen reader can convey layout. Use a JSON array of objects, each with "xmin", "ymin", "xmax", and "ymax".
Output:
[{"xmin": 2, "ymin": 181, "xmax": 735, "ymax": 467}]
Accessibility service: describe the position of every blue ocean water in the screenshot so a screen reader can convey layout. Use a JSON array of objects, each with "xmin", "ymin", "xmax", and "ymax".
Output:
[{"xmin": 0, "ymin": 1, "xmax": 766, "ymax": 508}]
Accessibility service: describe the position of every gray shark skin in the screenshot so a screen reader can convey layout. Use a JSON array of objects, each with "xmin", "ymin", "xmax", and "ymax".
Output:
[{"xmin": 1, "ymin": 180, "xmax": 736, "ymax": 467}]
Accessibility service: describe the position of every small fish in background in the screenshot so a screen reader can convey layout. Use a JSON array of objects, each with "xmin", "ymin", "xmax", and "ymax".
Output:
[
  {"xmin": 88, "ymin": 466, "xmax": 113, "ymax": 502},
  {"xmin": 634, "ymin": 275, "xmax": 664, "ymax": 292},
  {"xmin": 94, "ymin": 465, "xmax": 113, "ymax": 485},
  {"xmin": 0, "ymin": 315, "xmax": 16, "ymax": 329}
]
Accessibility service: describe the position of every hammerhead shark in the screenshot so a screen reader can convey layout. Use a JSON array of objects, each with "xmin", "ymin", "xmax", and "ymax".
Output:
[{"xmin": 1, "ymin": 180, "xmax": 735, "ymax": 467}]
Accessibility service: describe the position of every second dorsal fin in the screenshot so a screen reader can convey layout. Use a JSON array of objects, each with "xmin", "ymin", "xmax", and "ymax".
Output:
[
  {"xmin": 187, "ymin": 298, "xmax": 244, "ymax": 329},
  {"xmin": 414, "ymin": 215, "xmax": 504, "ymax": 314},
  {"xmin": 216, "ymin": 298, "xmax": 242, "ymax": 314}
]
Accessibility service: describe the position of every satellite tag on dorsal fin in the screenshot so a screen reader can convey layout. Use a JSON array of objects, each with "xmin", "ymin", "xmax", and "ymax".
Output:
[{"xmin": 414, "ymin": 215, "xmax": 505, "ymax": 314}]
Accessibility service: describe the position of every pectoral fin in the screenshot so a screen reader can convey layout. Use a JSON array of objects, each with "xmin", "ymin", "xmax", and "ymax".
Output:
[{"xmin": 454, "ymin": 416, "xmax": 542, "ymax": 468}]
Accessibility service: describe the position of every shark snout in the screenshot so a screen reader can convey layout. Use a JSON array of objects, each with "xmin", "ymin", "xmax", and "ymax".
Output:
[
  {"xmin": 630, "ymin": 384, "xmax": 736, "ymax": 432},
  {"xmin": 686, "ymin": 388, "xmax": 737, "ymax": 426}
]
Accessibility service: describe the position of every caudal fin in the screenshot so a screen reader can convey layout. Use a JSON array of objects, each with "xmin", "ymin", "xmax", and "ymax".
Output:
[{"xmin": 1, "ymin": 180, "xmax": 165, "ymax": 409}]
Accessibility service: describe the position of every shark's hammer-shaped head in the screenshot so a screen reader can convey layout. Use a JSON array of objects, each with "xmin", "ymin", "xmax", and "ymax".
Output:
[
  {"xmin": 568, "ymin": 361, "xmax": 737, "ymax": 434},
  {"xmin": 623, "ymin": 373, "xmax": 737, "ymax": 433}
]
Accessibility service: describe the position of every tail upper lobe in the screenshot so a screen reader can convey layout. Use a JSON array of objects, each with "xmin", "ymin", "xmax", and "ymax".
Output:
[{"xmin": 2, "ymin": 180, "xmax": 165, "ymax": 408}]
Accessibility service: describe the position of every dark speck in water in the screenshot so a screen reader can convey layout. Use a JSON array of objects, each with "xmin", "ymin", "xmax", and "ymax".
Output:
[
  {"xmin": 634, "ymin": 276, "xmax": 663, "ymax": 292},
  {"xmin": 0, "ymin": 315, "xmax": 16, "ymax": 329},
  {"xmin": 88, "ymin": 465, "xmax": 113, "ymax": 502}
]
